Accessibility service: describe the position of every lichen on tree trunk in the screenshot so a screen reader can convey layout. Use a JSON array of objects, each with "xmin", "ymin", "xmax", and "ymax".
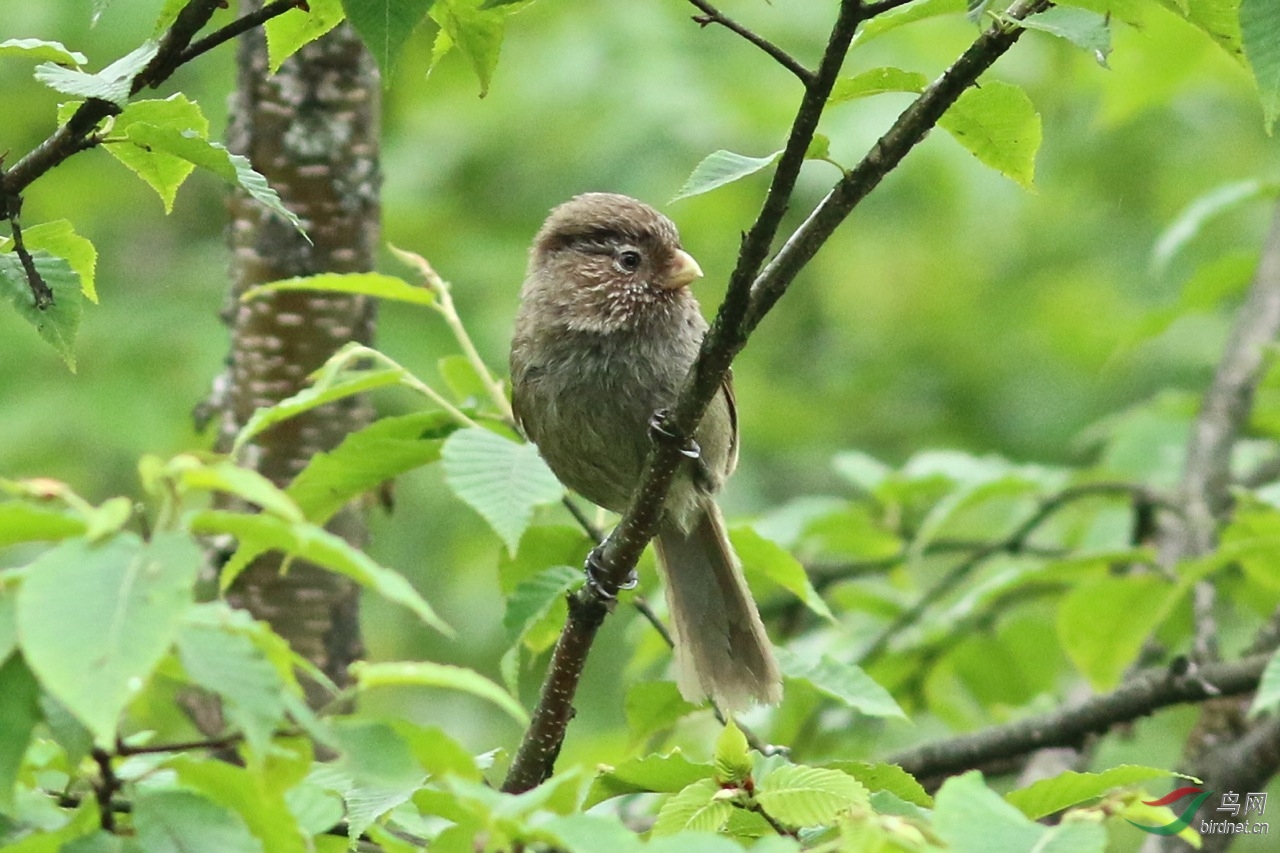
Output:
[{"xmin": 215, "ymin": 4, "xmax": 381, "ymax": 705}]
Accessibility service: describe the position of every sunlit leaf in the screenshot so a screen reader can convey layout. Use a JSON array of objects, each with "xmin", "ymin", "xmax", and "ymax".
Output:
[
  {"xmin": 934, "ymin": 771, "xmax": 1108, "ymax": 853},
  {"xmin": 134, "ymin": 789, "xmax": 265, "ymax": 853},
  {"xmin": 651, "ymin": 778, "xmax": 733, "ymax": 836},
  {"xmin": 430, "ymin": 0, "xmax": 510, "ymax": 97},
  {"xmin": 287, "ymin": 411, "xmax": 456, "ymax": 524},
  {"xmin": 192, "ymin": 510, "xmax": 453, "ymax": 636},
  {"xmin": 1020, "ymin": 7, "xmax": 1112, "ymax": 66},
  {"xmin": 1006, "ymin": 765, "xmax": 1196, "ymax": 819},
  {"xmin": 1242, "ymin": 0, "xmax": 1280, "ymax": 133},
  {"xmin": 938, "ymin": 81, "xmax": 1041, "ymax": 190},
  {"xmin": 242, "ymin": 272, "xmax": 436, "ymax": 306},
  {"xmin": 266, "ymin": 0, "xmax": 346, "ymax": 72},
  {"xmin": 777, "ymin": 650, "xmax": 906, "ymax": 718},
  {"xmin": 16, "ymin": 532, "xmax": 199, "ymax": 743},
  {"xmin": 343, "ymin": 0, "xmax": 435, "ymax": 79},
  {"xmin": 33, "ymin": 41, "xmax": 158, "ymax": 106},
  {"xmin": 441, "ymin": 427, "xmax": 564, "ymax": 554},
  {"xmin": 584, "ymin": 750, "xmax": 714, "ymax": 809},
  {"xmin": 672, "ymin": 149, "xmax": 781, "ymax": 202},
  {"xmin": 755, "ymin": 764, "xmax": 868, "ymax": 828},
  {"xmin": 0, "ymin": 253, "xmax": 82, "ymax": 370},
  {"xmin": 125, "ymin": 123, "xmax": 306, "ymax": 235},
  {"xmin": 0, "ymin": 38, "xmax": 86, "ymax": 65},
  {"xmin": 107, "ymin": 95, "xmax": 209, "ymax": 213},
  {"xmin": 351, "ymin": 660, "xmax": 530, "ymax": 725},
  {"xmin": 18, "ymin": 221, "xmax": 98, "ymax": 303},
  {"xmin": 829, "ymin": 67, "xmax": 927, "ymax": 103}
]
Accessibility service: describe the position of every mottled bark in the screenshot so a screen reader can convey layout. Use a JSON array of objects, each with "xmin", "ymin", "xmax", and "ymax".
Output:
[{"xmin": 215, "ymin": 5, "xmax": 380, "ymax": 703}]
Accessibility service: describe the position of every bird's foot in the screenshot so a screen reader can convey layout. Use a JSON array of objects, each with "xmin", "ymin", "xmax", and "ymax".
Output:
[
  {"xmin": 584, "ymin": 545, "xmax": 638, "ymax": 601},
  {"xmin": 649, "ymin": 409, "xmax": 701, "ymax": 459}
]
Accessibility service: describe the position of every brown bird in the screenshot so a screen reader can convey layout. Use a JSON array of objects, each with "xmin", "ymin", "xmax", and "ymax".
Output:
[{"xmin": 510, "ymin": 192, "xmax": 782, "ymax": 711}]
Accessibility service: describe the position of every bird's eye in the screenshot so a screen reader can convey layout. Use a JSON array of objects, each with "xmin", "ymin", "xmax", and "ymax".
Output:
[{"xmin": 616, "ymin": 249, "xmax": 642, "ymax": 273}]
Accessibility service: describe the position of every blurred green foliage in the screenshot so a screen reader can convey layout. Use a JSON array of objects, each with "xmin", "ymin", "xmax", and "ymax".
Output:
[{"xmin": 0, "ymin": 0, "xmax": 1276, "ymax": 821}]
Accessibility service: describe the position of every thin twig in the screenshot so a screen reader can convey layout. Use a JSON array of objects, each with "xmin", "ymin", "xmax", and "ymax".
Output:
[
  {"xmin": 178, "ymin": 0, "xmax": 308, "ymax": 67},
  {"xmin": 91, "ymin": 748, "xmax": 121, "ymax": 832},
  {"xmin": 864, "ymin": 0, "xmax": 927, "ymax": 16},
  {"xmin": 857, "ymin": 481, "xmax": 1160, "ymax": 665},
  {"xmin": 685, "ymin": 0, "xmax": 813, "ymax": 85},
  {"xmin": 6, "ymin": 202, "xmax": 53, "ymax": 309}
]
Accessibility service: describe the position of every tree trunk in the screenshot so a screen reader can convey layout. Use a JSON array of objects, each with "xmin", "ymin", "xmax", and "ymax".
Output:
[{"xmin": 214, "ymin": 4, "xmax": 381, "ymax": 706}]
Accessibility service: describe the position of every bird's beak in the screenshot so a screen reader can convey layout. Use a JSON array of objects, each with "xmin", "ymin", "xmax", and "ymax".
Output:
[{"xmin": 662, "ymin": 249, "xmax": 704, "ymax": 290}]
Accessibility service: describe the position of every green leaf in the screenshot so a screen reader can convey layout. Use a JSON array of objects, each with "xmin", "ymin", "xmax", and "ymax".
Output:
[
  {"xmin": 441, "ymin": 427, "xmax": 564, "ymax": 554},
  {"xmin": 242, "ymin": 271, "xmax": 437, "ymax": 306},
  {"xmin": 169, "ymin": 456, "xmax": 305, "ymax": 522},
  {"xmin": 176, "ymin": 623, "xmax": 289, "ymax": 761},
  {"xmin": 124, "ymin": 123, "xmax": 306, "ymax": 236},
  {"xmin": 1242, "ymin": 0, "xmax": 1280, "ymax": 133},
  {"xmin": 234, "ymin": 367, "xmax": 405, "ymax": 453},
  {"xmin": 672, "ymin": 149, "xmax": 782, "ymax": 202},
  {"xmin": 939, "ymin": 81, "xmax": 1041, "ymax": 190},
  {"xmin": 535, "ymin": 814, "xmax": 646, "ymax": 853},
  {"xmin": 651, "ymin": 778, "xmax": 733, "ymax": 836},
  {"xmin": 625, "ymin": 681, "xmax": 699, "ymax": 743},
  {"xmin": 733, "ymin": 526, "xmax": 834, "ymax": 621},
  {"xmin": 1006, "ymin": 765, "xmax": 1192, "ymax": 820},
  {"xmin": 0, "ymin": 38, "xmax": 87, "ymax": 65},
  {"xmin": 1249, "ymin": 648, "xmax": 1280, "ymax": 717},
  {"xmin": 0, "ymin": 252, "xmax": 83, "ymax": 370},
  {"xmin": 265, "ymin": 0, "xmax": 347, "ymax": 72},
  {"xmin": 342, "ymin": 0, "xmax": 435, "ymax": 79},
  {"xmin": 1158, "ymin": 0, "xmax": 1244, "ymax": 62},
  {"xmin": 755, "ymin": 764, "xmax": 868, "ymax": 828},
  {"xmin": 16, "ymin": 532, "xmax": 199, "ymax": 743},
  {"xmin": 821, "ymin": 761, "xmax": 932, "ymax": 808},
  {"xmin": 583, "ymin": 750, "xmax": 715, "ymax": 809},
  {"xmin": 714, "ymin": 720, "xmax": 752, "ymax": 784},
  {"xmin": 192, "ymin": 510, "xmax": 453, "ymax": 636},
  {"xmin": 171, "ymin": 757, "xmax": 307, "ymax": 853},
  {"xmin": 438, "ymin": 354, "xmax": 491, "ymax": 403},
  {"xmin": 1152, "ymin": 179, "xmax": 1280, "ymax": 273},
  {"xmin": 0, "ymin": 593, "xmax": 14, "ymax": 664},
  {"xmin": 350, "ymin": 660, "xmax": 530, "ymax": 725},
  {"xmin": 934, "ymin": 771, "xmax": 1108, "ymax": 853},
  {"xmin": 852, "ymin": 0, "xmax": 967, "ymax": 46},
  {"xmin": 107, "ymin": 95, "xmax": 209, "ymax": 213},
  {"xmin": 33, "ymin": 41, "xmax": 158, "ymax": 107},
  {"xmin": 1020, "ymin": 7, "xmax": 1112, "ymax": 66},
  {"xmin": 18, "ymin": 221, "xmax": 98, "ymax": 303},
  {"xmin": 1057, "ymin": 574, "xmax": 1183, "ymax": 690},
  {"xmin": 287, "ymin": 411, "xmax": 456, "ymax": 524},
  {"xmin": 829, "ymin": 67, "xmax": 927, "ymax": 103},
  {"xmin": 777, "ymin": 649, "xmax": 906, "ymax": 719},
  {"xmin": 134, "ymin": 789, "xmax": 265, "ymax": 853},
  {"xmin": 502, "ymin": 564, "xmax": 579, "ymax": 645},
  {"xmin": 0, "ymin": 655, "xmax": 41, "ymax": 809},
  {"xmin": 430, "ymin": 0, "xmax": 510, "ymax": 97},
  {"xmin": 0, "ymin": 502, "xmax": 86, "ymax": 547}
]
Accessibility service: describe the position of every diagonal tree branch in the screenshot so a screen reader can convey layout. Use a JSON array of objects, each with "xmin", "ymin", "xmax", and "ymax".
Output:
[
  {"xmin": 501, "ymin": 0, "xmax": 1052, "ymax": 794},
  {"xmin": 887, "ymin": 654, "xmax": 1271, "ymax": 781}
]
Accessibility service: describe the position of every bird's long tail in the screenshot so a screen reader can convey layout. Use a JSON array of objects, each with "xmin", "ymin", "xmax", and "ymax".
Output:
[{"xmin": 654, "ymin": 501, "xmax": 782, "ymax": 711}]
